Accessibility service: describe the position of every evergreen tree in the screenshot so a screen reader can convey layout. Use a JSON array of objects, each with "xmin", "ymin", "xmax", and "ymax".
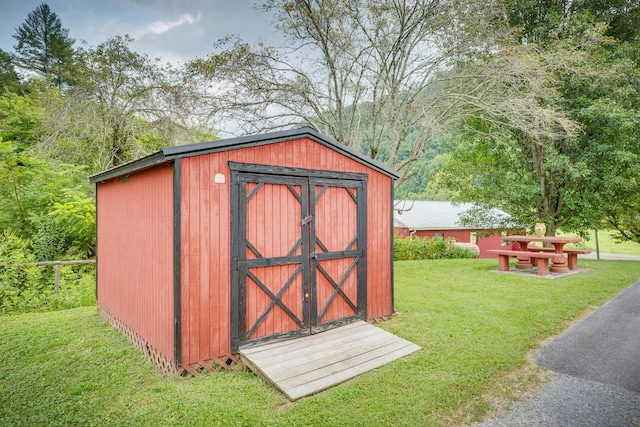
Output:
[{"xmin": 12, "ymin": 3, "xmax": 75, "ymax": 86}]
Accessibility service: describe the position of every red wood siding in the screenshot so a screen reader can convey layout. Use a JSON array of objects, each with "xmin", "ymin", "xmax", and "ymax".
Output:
[
  {"xmin": 477, "ymin": 234, "xmax": 510, "ymax": 257},
  {"xmin": 425, "ymin": 230, "xmax": 470, "ymax": 242},
  {"xmin": 180, "ymin": 138, "xmax": 394, "ymax": 364},
  {"xmin": 96, "ymin": 164, "xmax": 174, "ymax": 361}
]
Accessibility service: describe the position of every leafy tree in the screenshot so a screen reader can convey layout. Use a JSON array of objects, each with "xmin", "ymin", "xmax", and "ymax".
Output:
[
  {"xmin": 0, "ymin": 136, "xmax": 94, "ymax": 260},
  {"xmin": 12, "ymin": 3, "xmax": 75, "ymax": 86},
  {"xmin": 504, "ymin": 0, "xmax": 574, "ymax": 44},
  {"xmin": 0, "ymin": 86, "xmax": 96, "ymax": 261},
  {"xmin": 394, "ymin": 134, "xmax": 449, "ymax": 198},
  {"xmin": 37, "ymin": 35, "xmax": 214, "ymax": 171},
  {"xmin": 574, "ymin": 41, "xmax": 640, "ymax": 244},
  {"xmin": 432, "ymin": 1, "xmax": 640, "ymax": 240},
  {"xmin": 568, "ymin": 0, "xmax": 639, "ymax": 42},
  {"xmin": 0, "ymin": 49, "xmax": 25, "ymax": 94},
  {"xmin": 31, "ymin": 186, "xmax": 96, "ymax": 260},
  {"xmin": 0, "ymin": 89, "xmax": 44, "ymax": 151},
  {"xmin": 190, "ymin": 0, "xmax": 506, "ymax": 186},
  {"xmin": 505, "ymin": 0, "xmax": 640, "ymax": 44},
  {"xmin": 604, "ymin": 198, "xmax": 640, "ymax": 245}
]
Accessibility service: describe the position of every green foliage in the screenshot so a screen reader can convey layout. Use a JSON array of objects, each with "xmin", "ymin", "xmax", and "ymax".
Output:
[
  {"xmin": 0, "ymin": 138, "xmax": 46, "ymax": 231},
  {"xmin": 504, "ymin": 0, "xmax": 568, "ymax": 44},
  {"xmin": 605, "ymin": 204, "xmax": 640, "ymax": 245},
  {"xmin": 393, "ymin": 234, "xmax": 475, "ymax": 260},
  {"xmin": 561, "ymin": 229, "xmax": 640, "ymax": 254},
  {"xmin": 566, "ymin": 41, "xmax": 640, "ymax": 243},
  {"xmin": 0, "ymin": 231, "xmax": 42, "ymax": 312},
  {"xmin": 39, "ymin": 188, "xmax": 96, "ymax": 259},
  {"xmin": 0, "ymin": 49, "xmax": 25, "ymax": 94},
  {"xmin": 46, "ymin": 265, "xmax": 96, "ymax": 311},
  {"xmin": 0, "ymin": 137, "xmax": 95, "ymax": 260},
  {"xmin": 0, "ymin": 230, "xmax": 95, "ymax": 314},
  {"xmin": 505, "ymin": 0, "xmax": 640, "ymax": 45},
  {"xmin": 0, "ymin": 90, "xmax": 43, "ymax": 150},
  {"xmin": 394, "ymin": 135, "xmax": 450, "ymax": 199}
]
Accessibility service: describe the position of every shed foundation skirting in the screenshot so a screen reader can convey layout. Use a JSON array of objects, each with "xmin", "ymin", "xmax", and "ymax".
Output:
[{"xmin": 98, "ymin": 306, "xmax": 238, "ymax": 377}]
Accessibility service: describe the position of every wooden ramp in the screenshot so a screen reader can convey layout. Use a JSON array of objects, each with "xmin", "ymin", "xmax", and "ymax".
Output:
[{"xmin": 239, "ymin": 321, "xmax": 421, "ymax": 401}]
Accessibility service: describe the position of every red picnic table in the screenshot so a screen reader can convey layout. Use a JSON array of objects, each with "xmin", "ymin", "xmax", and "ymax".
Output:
[{"xmin": 501, "ymin": 235, "xmax": 582, "ymax": 274}]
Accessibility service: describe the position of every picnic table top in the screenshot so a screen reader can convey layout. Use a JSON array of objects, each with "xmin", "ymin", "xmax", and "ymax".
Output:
[{"xmin": 502, "ymin": 235, "xmax": 582, "ymax": 244}]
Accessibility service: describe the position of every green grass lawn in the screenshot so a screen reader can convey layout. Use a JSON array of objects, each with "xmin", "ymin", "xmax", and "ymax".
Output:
[
  {"xmin": 561, "ymin": 229, "xmax": 640, "ymax": 255},
  {"xmin": 1, "ymin": 259, "xmax": 639, "ymax": 426}
]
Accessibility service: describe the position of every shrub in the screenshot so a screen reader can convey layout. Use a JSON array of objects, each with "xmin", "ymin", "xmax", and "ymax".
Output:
[
  {"xmin": 0, "ymin": 230, "xmax": 96, "ymax": 314},
  {"xmin": 0, "ymin": 230, "xmax": 46, "ymax": 313},
  {"xmin": 46, "ymin": 266, "xmax": 96, "ymax": 311},
  {"xmin": 31, "ymin": 187, "xmax": 96, "ymax": 261},
  {"xmin": 393, "ymin": 234, "xmax": 476, "ymax": 261}
]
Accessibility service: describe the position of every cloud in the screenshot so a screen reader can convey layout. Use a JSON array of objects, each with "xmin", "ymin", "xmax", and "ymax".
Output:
[{"xmin": 143, "ymin": 12, "xmax": 201, "ymax": 35}]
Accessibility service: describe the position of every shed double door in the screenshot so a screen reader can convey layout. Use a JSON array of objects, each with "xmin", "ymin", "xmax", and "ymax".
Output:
[{"xmin": 231, "ymin": 164, "xmax": 367, "ymax": 351}]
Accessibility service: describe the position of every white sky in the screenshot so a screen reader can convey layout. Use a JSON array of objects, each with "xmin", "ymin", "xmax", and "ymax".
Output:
[{"xmin": 0, "ymin": 0, "xmax": 283, "ymax": 65}]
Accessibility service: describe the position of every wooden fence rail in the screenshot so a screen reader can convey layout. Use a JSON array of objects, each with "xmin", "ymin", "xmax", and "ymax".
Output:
[{"xmin": 0, "ymin": 260, "xmax": 95, "ymax": 293}]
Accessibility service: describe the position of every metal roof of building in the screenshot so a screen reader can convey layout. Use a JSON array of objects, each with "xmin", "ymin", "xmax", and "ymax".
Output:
[
  {"xmin": 393, "ymin": 200, "xmax": 512, "ymax": 230},
  {"xmin": 89, "ymin": 127, "xmax": 400, "ymax": 183}
]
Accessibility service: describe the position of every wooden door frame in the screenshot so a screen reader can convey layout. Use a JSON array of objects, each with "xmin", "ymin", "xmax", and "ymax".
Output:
[{"xmin": 230, "ymin": 162, "xmax": 368, "ymax": 353}]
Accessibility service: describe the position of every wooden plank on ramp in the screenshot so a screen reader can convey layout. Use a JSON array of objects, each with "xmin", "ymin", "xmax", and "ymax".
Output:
[{"xmin": 239, "ymin": 321, "xmax": 421, "ymax": 401}]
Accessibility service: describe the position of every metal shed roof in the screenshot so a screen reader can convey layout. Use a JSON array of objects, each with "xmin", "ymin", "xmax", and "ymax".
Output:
[
  {"xmin": 89, "ymin": 127, "xmax": 400, "ymax": 183},
  {"xmin": 393, "ymin": 200, "xmax": 512, "ymax": 231}
]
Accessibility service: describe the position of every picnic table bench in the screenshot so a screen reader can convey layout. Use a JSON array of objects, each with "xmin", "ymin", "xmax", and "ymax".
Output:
[
  {"xmin": 526, "ymin": 246, "xmax": 591, "ymax": 270},
  {"xmin": 486, "ymin": 249, "xmax": 565, "ymax": 276}
]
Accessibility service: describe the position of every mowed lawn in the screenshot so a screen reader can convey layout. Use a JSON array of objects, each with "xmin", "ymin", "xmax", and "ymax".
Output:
[
  {"xmin": 562, "ymin": 229, "xmax": 640, "ymax": 255},
  {"xmin": 1, "ymin": 259, "xmax": 639, "ymax": 427}
]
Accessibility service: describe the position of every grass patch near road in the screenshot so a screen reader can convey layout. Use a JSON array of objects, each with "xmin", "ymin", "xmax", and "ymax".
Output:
[{"xmin": 1, "ymin": 259, "xmax": 638, "ymax": 426}]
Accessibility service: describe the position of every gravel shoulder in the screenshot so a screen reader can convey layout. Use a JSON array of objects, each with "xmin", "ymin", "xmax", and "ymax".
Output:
[{"xmin": 477, "ymin": 373, "xmax": 640, "ymax": 427}]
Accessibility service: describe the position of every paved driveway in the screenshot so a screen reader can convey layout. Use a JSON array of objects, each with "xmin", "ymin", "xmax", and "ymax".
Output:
[
  {"xmin": 536, "ymin": 280, "xmax": 640, "ymax": 392},
  {"xmin": 582, "ymin": 252, "xmax": 640, "ymax": 261},
  {"xmin": 478, "ymin": 280, "xmax": 640, "ymax": 426}
]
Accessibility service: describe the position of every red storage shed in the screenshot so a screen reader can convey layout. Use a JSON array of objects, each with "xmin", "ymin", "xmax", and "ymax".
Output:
[{"xmin": 89, "ymin": 127, "xmax": 399, "ymax": 376}]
